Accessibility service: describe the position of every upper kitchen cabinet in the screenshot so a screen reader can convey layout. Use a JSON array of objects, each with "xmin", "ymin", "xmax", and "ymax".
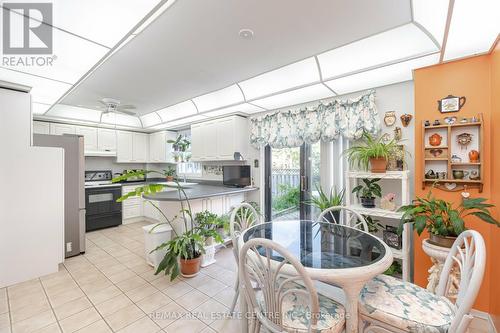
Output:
[
  {"xmin": 74, "ymin": 126, "xmax": 98, "ymax": 152},
  {"xmin": 191, "ymin": 116, "xmax": 248, "ymax": 161},
  {"xmin": 149, "ymin": 131, "xmax": 177, "ymax": 163},
  {"xmin": 117, "ymin": 131, "xmax": 149, "ymax": 163},
  {"xmin": 33, "ymin": 121, "xmax": 50, "ymax": 134},
  {"xmin": 97, "ymin": 128, "xmax": 117, "ymax": 153},
  {"xmin": 49, "ymin": 123, "xmax": 76, "ymax": 135}
]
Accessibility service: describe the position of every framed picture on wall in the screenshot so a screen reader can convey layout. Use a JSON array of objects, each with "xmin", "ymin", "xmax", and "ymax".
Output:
[{"xmin": 387, "ymin": 144, "xmax": 405, "ymax": 171}]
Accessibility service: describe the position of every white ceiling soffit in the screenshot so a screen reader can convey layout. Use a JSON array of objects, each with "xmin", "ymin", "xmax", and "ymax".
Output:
[
  {"xmin": 101, "ymin": 113, "xmax": 142, "ymax": 128},
  {"xmin": 192, "ymin": 85, "xmax": 245, "ymax": 112},
  {"xmin": 0, "ymin": 68, "xmax": 71, "ymax": 105},
  {"xmin": 60, "ymin": 0, "xmax": 412, "ymax": 114},
  {"xmin": 324, "ymin": 53, "xmax": 440, "ymax": 95},
  {"xmin": 149, "ymin": 114, "xmax": 208, "ymax": 130},
  {"xmin": 238, "ymin": 57, "xmax": 320, "ymax": 100},
  {"xmin": 317, "ymin": 23, "xmax": 438, "ymax": 80},
  {"xmin": 156, "ymin": 100, "xmax": 198, "ymax": 122},
  {"xmin": 412, "ymin": 0, "xmax": 450, "ymax": 47},
  {"xmin": 32, "ymin": 103, "xmax": 51, "ymax": 115},
  {"xmin": 202, "ymin": 103, "xmax": 266, "ymax": 118},
  {"xmin": 443, "ymin": 0, "xmax": 500, "ymax": 61},
  {"xmin": 252, "ymin": 84, "xmax": 335, "ymax": 110},
  {"xmin": 140, "ymin": 112, "xmax": 162, "ymax": 128},
  {"xmin": 46, "ymin": 104, "xmax": 102, "ymax": 123}
]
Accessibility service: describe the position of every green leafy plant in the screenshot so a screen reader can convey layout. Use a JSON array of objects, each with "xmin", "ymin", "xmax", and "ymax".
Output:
[
  {"xmin": 363, "ymin": 215, "xmax": 385, "ymax": 233},
  {"xmin": 168, "ymin": 134, "xmax": 191, "ymax": 152},
  {"xmin": 343, "ymin": 131, "xmax": 400, "ymax": 170},
  {"xmin": 352, "ymin": 178, "xmax": 382, "ymax": 199},
  {"xmin": 305, "ymin": 185, "xmax": 345, "ymax": 211},
  {"xmin": 112, "ymin": 170, "xmax": 223, "ymax": 281},
  {"xmin": 398, "ymin": 189, "xmax": 500, "ymax": 237},
  {"xmin": 163, "ymin": 166, "xmax": 176, "ymax": 177},
  {"xmin": 272, "ymin": 184, "xmax": 300, "ymax": 212},
  {"xmin": 194, "ymin": 211, "xmax": 225, "ymax": 243},
  {"xmin": 384, "ymin": 261, "xmax": 402, "ymax": 277}
]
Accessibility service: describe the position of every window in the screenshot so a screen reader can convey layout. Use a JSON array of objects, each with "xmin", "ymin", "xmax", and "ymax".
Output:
[{"xmin": 177, "ymin": 162, "xmax": 202, "ymax": 178}]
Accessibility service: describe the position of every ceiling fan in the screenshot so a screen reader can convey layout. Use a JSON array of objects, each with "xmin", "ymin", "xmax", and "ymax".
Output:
[{"xmin": 98, "ymin": 98, "xmax": 137, "ymax": 116}]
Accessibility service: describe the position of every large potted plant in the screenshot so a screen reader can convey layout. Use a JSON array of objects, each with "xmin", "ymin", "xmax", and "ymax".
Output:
[
  {"xmin": 305, "ymin": 185, "xmax": 345, "ymax": 222},
  {"xmin": 344, "ymin": 131, "xmax": 400, "ymax": 173},
  {"xmin": 113, "ymin": 170, "xmax": 222, "ymax": 279},
  {"xmin": 398, "ymin": 190, "xmax": 499, "ymax": 247},
  {"xmin": 352, "ymin": 178, "xmax": 382, "ymax": 208}
]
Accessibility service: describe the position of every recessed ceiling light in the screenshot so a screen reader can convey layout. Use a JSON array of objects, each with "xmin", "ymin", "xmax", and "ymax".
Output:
[{"xmin": 239, "ymin": 28, "xmax": 254, "ymax": 39}]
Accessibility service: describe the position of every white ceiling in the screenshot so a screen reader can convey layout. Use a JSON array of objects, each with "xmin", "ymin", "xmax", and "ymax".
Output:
[{"xmin": 1, "ymin": 0, "xmax": 497, "ymax": 130}]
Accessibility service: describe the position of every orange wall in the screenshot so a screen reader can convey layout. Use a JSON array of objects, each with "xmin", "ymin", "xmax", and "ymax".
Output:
[
  {"xmin": 490, "ymin": 41, "xmax": 500, "ymax": 322},
  {"xmin": 414, "ymin": 54, "xmax": 497, "ymax": 312}
]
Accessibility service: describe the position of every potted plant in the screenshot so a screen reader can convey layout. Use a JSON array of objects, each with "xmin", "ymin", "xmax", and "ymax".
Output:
[
  {"xmin": 164, "ymin": 166, "xmax": 176, "ymax": 182},
  {"xmin": 194, "ymin": 211, "xmax": 226, "ymax": 267},
  {"xmin": 352, "ymin": 178, "xmax": 382, "ymax": 208},
  {"xmin": 398, "ymin": 190, "xmax": 499, "ymax": 247},
  {"xmin": 112, "ymin": 170, "xmax": 223, "ymax": 279},
  {"xmin": 305, "ymin": 185, "xmax": 345, "ymax": 223},
  {"xmin": 363, "ymin": 215, "xmax": 384, "ymax": 233},
  {"xmin": 344, "ymin": 131, "xmax": 401, "ymax": 173}
]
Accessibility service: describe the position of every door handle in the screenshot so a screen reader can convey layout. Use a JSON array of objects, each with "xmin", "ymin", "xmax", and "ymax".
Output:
[{"xmin": 301, "ymin": 176, "xmax": 307, "ymax": 191}]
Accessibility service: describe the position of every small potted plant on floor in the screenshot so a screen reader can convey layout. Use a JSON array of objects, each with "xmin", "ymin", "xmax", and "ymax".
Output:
[
  {"xmin": 194, "ymin": 211, "xmax": 226, "ymax": 267},
  {"xmin": 398, "ymin": 190, "xmax": 500, "ymax": 247},
  {"xmin": 352, "ymin": 178, "xmax": 382, "ymax": 208},
  {"xmin": 344, "ymin": 131, "xmax": 401, "ymax": 173},
  {"xmin": 164, "ymin": 166, "xmax": 176, "ymax": 182},
  {"xmin": 305, "ymin": 185, "xmax": 345, "ymax": 222}
]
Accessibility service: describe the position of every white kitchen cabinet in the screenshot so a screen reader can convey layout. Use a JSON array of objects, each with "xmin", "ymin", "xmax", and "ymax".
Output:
[
  {"xmin": 116, "ymin": 131, "xmax": 134, "ymax": 162},
  {"xmin": 149, "ymin": 131, "xmax": 176, "ymax": 163},
  {"xmin": 50, "ymin": 123, "xmax": 76, "ymax": 135},
  {"xmin": 97, "ymin": 128, "xmax": 116, "ymax": 152},
  {"xmin": 122, "ymin": 185, "xmax": 143, "ymax": 222},
  {"xmin": 74, "ymin": 126, "xmax": 98, "ymax": 152},
  {"xmin": 33, "ymin": 121, "xmax": 50, "ymax": 134},
  {"xmin": 133, "ymin": 133, "xmax": 149, "ymax": 162},
  {"xmin": 191, "ymin": 116, "xmax": 248, "ymax": 161}
]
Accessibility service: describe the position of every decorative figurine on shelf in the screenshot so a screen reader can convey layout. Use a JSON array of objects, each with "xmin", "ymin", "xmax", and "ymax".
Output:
[
  {"xmin": 384, "ymin": 111, "xmax": 397, "ymax": 126},
  {"xmin": 394, "ymin": 126, "xmax": 402, "ymax": 141},
  {"xmin": 429, "ymin": 148, "xmax": 443, "ymax": 157},
  {"xmin": 438, "ymin": 95, "xmax": 466, "ymax": 113},
  {"xmin": 424, "ymin": 120, "xmax": 431, "ymax": 127},
  {"xmin": 433, "ymin": 119, "xmax": 441, "ymax": 126},
  {"xmin": 457, "ymin": 132, "xmax": 472, "ymax": 149},
  {"xmin": 471, "ymin": 116, "xmax": 479, "ymax": 123},
  {"xmin": 461, "ymin": 186, "xmax": 470, "ymax": 198},
  {"xmin": 400, "ymin": 114, "xmax": 412, "ymax": 127},
  {"xmin": 469, "ymin": 170, "xmax": 480, "ymax": 180},
  {"xmin": 444, "ymin": 116, "xmax": 457, "ymax": 124},
  {"xmin": 425, "ymin": 169, "xmax": 437, "ymax": 179},
  {"xmin": 429, "ymin": 133, "xmax": 443, "ymax": 146},
  {"xmin": 451, "ymin": 154, "xmax": 462, "ymax": 163},
  {"xmin": 383, "ymin": 226, "xmax": 402, "ymax": 250},
  {"xmin": 468, "ymin": 150, "xmax": 479, "ymax": 162},
  {"xmin": 459, "ymin": 117, "xmax": 468, "ymax": 124},
  {"xmin": 380, "ymin": 193, "xmax": 396, "ymax": 211}
]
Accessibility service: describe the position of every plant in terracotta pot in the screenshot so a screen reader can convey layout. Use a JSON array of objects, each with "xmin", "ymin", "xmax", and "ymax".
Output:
[
  {"xmin": 304, "ymin": 185, "xmax": 345, "ymax": 222},
  {"xmin": 344, "ymin": 131, "xmax": 401, "ymax": 173},
  {"xmin": 352, "ymin": 178, "xmax": 382, "ymax": 208},
  {"xmin": 164, "ymin": 166, "xmax": 176, "ymax": 182},
  {"xmin": 398, "ymin": 189, "xmax": 499, "ymax": 247}
]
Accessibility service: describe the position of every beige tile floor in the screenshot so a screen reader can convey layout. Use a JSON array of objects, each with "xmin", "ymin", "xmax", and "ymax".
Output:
[{"xmin": 0, "ymin": 221, "xmax": 491, "ymax": 333}]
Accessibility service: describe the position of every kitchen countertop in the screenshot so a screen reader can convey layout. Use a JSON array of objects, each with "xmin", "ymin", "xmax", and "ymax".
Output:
[{"xmin": 142, "ymin": 184, "xmax": 258, "ymax": 201}]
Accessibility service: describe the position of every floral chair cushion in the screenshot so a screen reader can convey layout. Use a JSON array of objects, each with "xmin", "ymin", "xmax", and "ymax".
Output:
[
  {"xmin": 255, "ymin": 281, "xmax": 345, "ymax": 333},
  {"xmin": 359, "ymin": 275, "xmax": 456, "ymax": 333}
]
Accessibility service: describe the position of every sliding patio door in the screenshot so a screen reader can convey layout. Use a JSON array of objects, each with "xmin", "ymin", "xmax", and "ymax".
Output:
[{"xmin": 264, "ymin": 142, "xmax": 321, "ymax": 221}]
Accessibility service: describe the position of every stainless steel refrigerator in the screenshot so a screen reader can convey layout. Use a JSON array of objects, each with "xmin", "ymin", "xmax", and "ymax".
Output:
[{"xmin": 34, "ymin": 134, "xmax": 86, "ymax": 257}]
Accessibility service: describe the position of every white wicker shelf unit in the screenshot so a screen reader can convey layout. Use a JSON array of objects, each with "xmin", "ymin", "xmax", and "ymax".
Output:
[{"xmin": 346, "ymin": 170, "xmax": 412, "ymax": 281}]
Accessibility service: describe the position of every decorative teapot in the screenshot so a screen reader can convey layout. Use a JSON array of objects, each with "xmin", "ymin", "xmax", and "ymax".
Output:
[
  {"xmin": 468, "ymin": 150, "xmax": 479, "ymax": 162},
  {"xmin": 429, "ymin": 133, "xmax": 442, "ymax": 146}
]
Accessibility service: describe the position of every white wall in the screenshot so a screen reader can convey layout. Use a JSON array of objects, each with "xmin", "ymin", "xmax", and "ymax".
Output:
[{"xmin": 0, "ymin": 87, "xmax": 64, "ymax": 288}]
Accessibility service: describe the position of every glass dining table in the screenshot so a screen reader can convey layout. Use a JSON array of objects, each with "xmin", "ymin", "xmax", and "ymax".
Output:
[{"xmin": 238, "ymin": 220, "xmax": 393, "ymax": 333}]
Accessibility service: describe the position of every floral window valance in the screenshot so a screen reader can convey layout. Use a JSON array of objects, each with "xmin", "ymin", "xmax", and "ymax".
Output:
[{"xmin": 249, "ymin": 90, "xmax": 379, "ymax": 148}]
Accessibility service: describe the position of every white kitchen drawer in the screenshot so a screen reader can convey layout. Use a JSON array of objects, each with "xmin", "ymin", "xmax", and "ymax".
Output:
[
  {"xmin": 122, "ymin": 196, "xmax": 142, "ymax": 207},
  {"xmin": 123, "ymin": 205, "xmax": 142, "ymax": 219}
]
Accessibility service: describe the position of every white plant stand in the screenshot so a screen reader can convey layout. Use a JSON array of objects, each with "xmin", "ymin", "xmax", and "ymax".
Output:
[{"xmin": 345, "ymin": 170, "xmax": 412, "ymax": 281}]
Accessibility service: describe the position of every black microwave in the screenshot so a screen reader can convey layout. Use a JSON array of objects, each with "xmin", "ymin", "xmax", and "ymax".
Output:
[{"xmin": 223, "ymin": 165, "xmax": 251, "ymax": 188}]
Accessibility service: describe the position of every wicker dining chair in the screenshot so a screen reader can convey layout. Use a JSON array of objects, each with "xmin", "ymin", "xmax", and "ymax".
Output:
[
  {"xmin": 229, "ymin": 202, "xmax": 261, "ymax": 313},
  {"xmin": 240, "ymin": 238, "xmax": 345, "ymax": 333},
  {"xmin": 317, "ymin": 206, "xmax": 369, "ymax": 232},
  {"xmin": 358, "ymin": 230, "xmax": 486, "ymax": 333}
]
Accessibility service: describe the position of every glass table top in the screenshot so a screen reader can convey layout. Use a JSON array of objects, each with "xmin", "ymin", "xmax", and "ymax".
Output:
[{"xmin": 242, "ymin": 220, "xmax": 387, "ymax": 270}]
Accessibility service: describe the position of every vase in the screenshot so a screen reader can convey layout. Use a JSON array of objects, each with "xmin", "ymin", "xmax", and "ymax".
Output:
[
  {"xmin": 369, "ymin": 157, "xmax": 387, "ymax": 173},
  {"xmin": 180, "ymin": 256, "xmax": 201, "ymax": 277},
  {"xmin": 468, "ymin": 150, "xmax": 479, "ymax": 162},
  {"xmin": 360, "ymin": 196, "xmax": 376, "ymax": 208}
]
